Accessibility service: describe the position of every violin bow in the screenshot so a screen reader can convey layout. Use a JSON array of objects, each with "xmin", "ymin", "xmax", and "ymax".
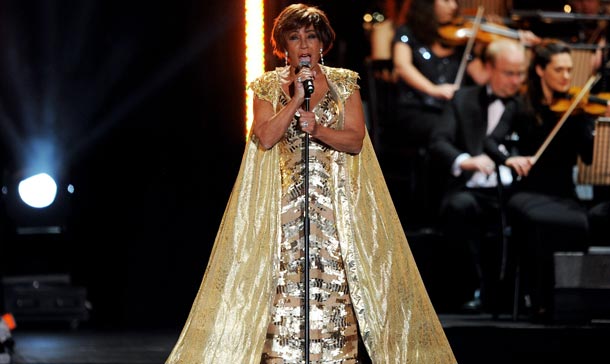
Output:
[
  {"xmin": 532, "ymin": 73, "xmax": 601, "ymax": 164},
  {"xmin": 454, "ymin": 6, "xmax": 484, "ymax": 87}
]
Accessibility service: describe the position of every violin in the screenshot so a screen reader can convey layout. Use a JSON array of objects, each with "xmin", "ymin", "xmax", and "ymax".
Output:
[
  {"xmin": 438, "ymin": 18, "xmax": 521, "ymax": 46},
  {"xmin": 550, "ymin": 85, "xmax": 610, "ymax": 115}
]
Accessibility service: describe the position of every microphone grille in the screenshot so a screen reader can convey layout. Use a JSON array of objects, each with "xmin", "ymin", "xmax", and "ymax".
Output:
[{"xmin": 298, "ymin": 61, "xmax": 311, "ymax": 69}]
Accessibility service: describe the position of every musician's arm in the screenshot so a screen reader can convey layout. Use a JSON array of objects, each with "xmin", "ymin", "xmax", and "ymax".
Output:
[
  {"xmin": 592, "ymin": 36, "xmax": 606, "ymax": 74},
  {"xmin": 392, "ymin": 41, "xmax": 458, "ymax": 99},
  {"xmin": 517, "ymin": 29, "xmax": 541, "ymax": 47}
]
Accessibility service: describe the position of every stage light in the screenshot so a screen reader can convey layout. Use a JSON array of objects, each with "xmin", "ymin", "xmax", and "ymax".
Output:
[
  {"xmin": 18, "ymin": 173, "xmax": 58, "ymax": 208},
  {"xmin": 2, "ymin": 171, "xmax": 73, "ymax": 235},
  {"xmin": 245, "ymin": 0, "xmax": 265, "ymax": 139}
]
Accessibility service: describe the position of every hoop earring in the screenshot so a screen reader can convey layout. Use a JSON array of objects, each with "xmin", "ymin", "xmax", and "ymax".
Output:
[
  {"xmin": 319, "ymin": 48, "xmax": 324, "ymax": 65},
  {"xmin": 285, "ymin": 50, "xmax": 289, "ymax": 66}
]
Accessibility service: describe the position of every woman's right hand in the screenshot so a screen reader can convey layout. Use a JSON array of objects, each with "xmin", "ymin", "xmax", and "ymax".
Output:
[
  {"xmin": 293, "ymin": 65, "xmax": 316, "ymax": 101},
  {"xmin": 432, "ymin": 83, "xmax": 459, "ymax": 100},
  {"xmin": 506, "ymin": 156, "xmax": 534, "ymax": 177},
  {"xmin": 394, "ymin": 41, "xmax": 460, "ymax": 100}
]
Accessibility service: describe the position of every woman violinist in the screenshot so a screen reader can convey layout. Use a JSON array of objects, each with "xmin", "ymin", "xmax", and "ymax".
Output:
[
  {"xmin": 390, "ymin": 0, "xmax": 540, "ymax": 148},
  {"xmin": 392, "ymin": 0, "xmax": 470, "ymax": 130},
  {"xmin": 507, "ymin": 39, "xmax": 610, "ymax": 323},
  {"xmin": 386, "ymin": 0, "xmax": 479, "ymax": 225},
  {"xmin": 385, "ymin": 0, "xmax": 538, "ymax": 225}
]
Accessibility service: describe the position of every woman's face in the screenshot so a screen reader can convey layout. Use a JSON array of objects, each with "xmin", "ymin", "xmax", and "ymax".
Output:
[
  {"xmin": 285, "ymin": 25, "xmax": 322, "ymax": 68},
  {"xmin": 434, "ymin": 0, "xmax": 458, "ymax": 25},
  {"xmin": 537, "ymin": 52, "xmax": 573, "ymax": 94}
]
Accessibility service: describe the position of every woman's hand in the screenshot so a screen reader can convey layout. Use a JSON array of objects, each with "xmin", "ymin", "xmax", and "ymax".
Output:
[
  {"xmin": 517, "ymin": 29, "xmax": 541, "ymax": 47},
  {"xmin": 506, "ymin": 156, "xmax": 534, "ymax": 177},
  {"xmin": 394, "ymin": 41, "xmax": 458, "ymax": 99},
  {"xmin": 297, "ymin": 90, "xmax": 366, "ymax": 154},
  {"xmin": 297, "ymin": 108, "xmax": 317, "ymax": 135},
  {"xmin": 294, "ymin": 65, "xmax": 316, "ymax": 100},
  {"xmin": 432, "ymin": 83, "xmax": 459, "ymax": 100}
]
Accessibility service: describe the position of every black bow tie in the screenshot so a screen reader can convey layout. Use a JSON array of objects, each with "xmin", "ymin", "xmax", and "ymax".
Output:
[{"xmin": 487, "ymin": 93, "xmax": 512, "ymax": 105}]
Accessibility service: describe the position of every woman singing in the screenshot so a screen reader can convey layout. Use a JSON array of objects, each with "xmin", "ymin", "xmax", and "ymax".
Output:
[{"xmin": 165, "ymin": 3, "xmax": 457, "ymax": 363}]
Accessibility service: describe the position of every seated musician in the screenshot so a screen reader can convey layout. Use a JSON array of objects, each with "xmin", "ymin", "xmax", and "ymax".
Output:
[
  {"xmin": 429, "ymin": 38, "xmax": 532, "ymax": 313},
  {"xmin": 384, "ymin": 0, "xmax": 539, "ymax": 228},
  {"xmin": 507, "ymin": 39, "xmax": 610, "ymax": 323}
]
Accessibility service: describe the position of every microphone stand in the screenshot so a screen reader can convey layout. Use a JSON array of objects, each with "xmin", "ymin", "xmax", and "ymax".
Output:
[{"xmin": 303, "ymin": 91, "xmax": 311, "ymax": 364}]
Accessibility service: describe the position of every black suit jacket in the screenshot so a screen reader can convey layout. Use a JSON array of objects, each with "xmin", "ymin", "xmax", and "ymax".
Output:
[{"xmin": 429, "ymin": 85, "xmax": 522, "ymax": 193}]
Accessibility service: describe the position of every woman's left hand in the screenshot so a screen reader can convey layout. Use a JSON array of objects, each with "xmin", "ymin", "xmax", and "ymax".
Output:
[
  {"xmin": 297, "ymin": 108, "xmax": 317, "ymax": 135},
  {"xmin": 517, "ymin": 29, "xmax": 541, "ymax": 47}
]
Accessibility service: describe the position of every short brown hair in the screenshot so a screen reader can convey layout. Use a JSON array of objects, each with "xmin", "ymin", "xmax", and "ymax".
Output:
[{"xmin": 270, "ymin": 3, "xmax": 336, "ymax": 60}]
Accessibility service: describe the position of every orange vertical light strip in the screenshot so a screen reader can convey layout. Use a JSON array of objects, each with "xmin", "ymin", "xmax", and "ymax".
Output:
[{"xmin": 245, "ymin": 0, "xmax": 265, "ymax": 139}]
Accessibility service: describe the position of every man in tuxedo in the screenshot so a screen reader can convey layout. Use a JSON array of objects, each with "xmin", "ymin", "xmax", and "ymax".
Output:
[{"xmin": 429, "ymin": 39, "xmax": 534, "ymax": 314}]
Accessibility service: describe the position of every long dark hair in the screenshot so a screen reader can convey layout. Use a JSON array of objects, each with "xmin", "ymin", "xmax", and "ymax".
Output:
[
  {"xmin": 399, "ymin": 0, "xmax": 450, "ymax": 46},
  {"xmin": 270, "ymin": 3, "xmax": 336, "ymax": 60},
  {"xmin": 524, "ymin": 39, "xmax": 572, "ymax": 124}
]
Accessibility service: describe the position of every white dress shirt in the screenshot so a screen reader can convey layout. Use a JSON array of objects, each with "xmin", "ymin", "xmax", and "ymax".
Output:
[{"xmin": 451, "ymin": 89, "xmax": 513, "ymax": 188}]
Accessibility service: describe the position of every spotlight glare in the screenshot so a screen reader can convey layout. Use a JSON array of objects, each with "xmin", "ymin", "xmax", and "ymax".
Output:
[
  {"xmin": 17, "ymin": 173, "xmax": 58, "ymax": 208},
  {"xmin": 245, "ymin": 0, "xmax": 265, "ymax": 140}
]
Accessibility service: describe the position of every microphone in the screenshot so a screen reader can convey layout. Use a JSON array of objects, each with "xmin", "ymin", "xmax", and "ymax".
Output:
[{"xmin": 296, "ymin": 61, "xmax": 314, "ymax": 97}]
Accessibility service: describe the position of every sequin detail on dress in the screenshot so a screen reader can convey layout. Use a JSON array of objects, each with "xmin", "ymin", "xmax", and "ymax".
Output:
[{"xmin": 261, "ymin": 90, "xmax": 358, "ymax": 364}]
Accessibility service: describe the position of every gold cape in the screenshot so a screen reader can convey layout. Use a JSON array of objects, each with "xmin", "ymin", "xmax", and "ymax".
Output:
[{"xmin": 165, "ymin": 66, "xmax": 457, "ymax": 364}]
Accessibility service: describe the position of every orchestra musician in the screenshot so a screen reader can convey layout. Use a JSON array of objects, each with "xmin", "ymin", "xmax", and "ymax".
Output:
[
  {"xmin": 366, "ymin": 0, "xmax": 610, "ymax": 322},
  {"xmin": 507, "ymin": 39, "xmax": 610, "ymax": 323},
  {"xmin": 383, "ymin": 0, "xmax": 540, "ymax": 227},
  {"xmin": 429, "ymin": 38, "xmax": 532, "ymax": 314},
  {"xmin": 387, "ymin": 0, "xmax": 470, "ymax": 225},
  {"xmin": 391, "ymin": 0, "xmax": 482, "ymax": 151},
  {"xmin": 391, "ymin": 0, "xmax": 541, "ymax": 126}
]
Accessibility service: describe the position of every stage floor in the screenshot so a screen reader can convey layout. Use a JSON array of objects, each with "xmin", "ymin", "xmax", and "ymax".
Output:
[{"xmin": 5, "ymin": 314, "xmax": 609, "ymax": 364}]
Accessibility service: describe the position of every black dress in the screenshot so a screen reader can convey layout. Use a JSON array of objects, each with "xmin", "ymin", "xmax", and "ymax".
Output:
[
  {"xmin": 383, "ymin": 25, "xmax": 468, "ymax": 226},
  {"xmin": 507, "ymin": 105, "xmax": 595, "ymax": 320},
  {"xmin": 390, "ymin": 24, "xmax": 465, "ymax": 147}
]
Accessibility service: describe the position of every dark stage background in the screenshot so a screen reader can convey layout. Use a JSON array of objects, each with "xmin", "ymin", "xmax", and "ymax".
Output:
[
  {"xmin": 0, "ymin": 0, "xmax": 373, "ymax": 330},
  {"xmin": 0, "ymin": 0, "xmax": 584, "ymax": 331},
  {"xmin": 0, "ymin": 0, "xmax": 246, "ymax": 329}
]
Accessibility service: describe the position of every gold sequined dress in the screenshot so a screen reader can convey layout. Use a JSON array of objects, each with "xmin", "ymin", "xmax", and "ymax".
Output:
[
  {"xmin": 165, "ymin": 65, "xmax": 457, "ymax": 364},
  {"xmin": 260, "ymin": 73, "xmax": 360, "ymax": 364}
]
